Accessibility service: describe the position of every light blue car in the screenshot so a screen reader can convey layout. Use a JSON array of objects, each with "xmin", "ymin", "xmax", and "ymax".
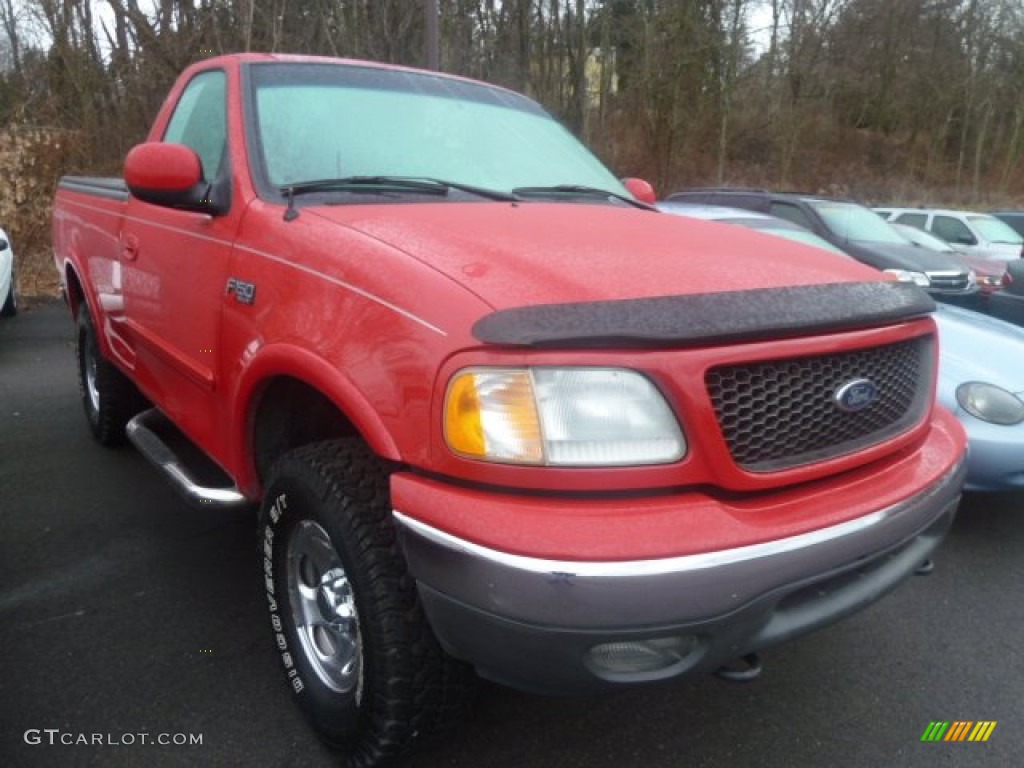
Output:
[
  {"xmin": 933, "ymin": 303, "xmax": 1024, "ymax": 490},
  {"xmin": 658, "ymin": 202, "xmax": 1024, "ymax": 491}
]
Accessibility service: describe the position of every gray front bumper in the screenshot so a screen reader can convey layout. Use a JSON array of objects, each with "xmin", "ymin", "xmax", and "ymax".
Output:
[{"xmin": 395, "ymin": 457, "xmax": 965, "ymax": 694}]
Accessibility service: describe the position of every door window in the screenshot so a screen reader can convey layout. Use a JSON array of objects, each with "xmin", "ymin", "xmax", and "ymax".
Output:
[
  {"xmin": 769, "ymin": 202, "xmax": 815, "ymax": 230},
  {"xmin": 931, "ymin": 216, "xmax": 975, "ymax": 245},
  {"xmin": 163, "ymin": 70, "xmax": 227, "ymax": 181},
  {"xmin": 894, "ymin": 213, "xmax": 927, "ymax": 229}
]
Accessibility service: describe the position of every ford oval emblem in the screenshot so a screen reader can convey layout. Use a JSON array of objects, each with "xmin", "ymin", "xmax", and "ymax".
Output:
[{"xmin": 834, "ymin": 378, "xmax": 879, "ymax": 413}]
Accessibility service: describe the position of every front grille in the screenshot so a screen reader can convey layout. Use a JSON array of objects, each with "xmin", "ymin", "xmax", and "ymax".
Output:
[
  {"xmin": 926, "ymin": 271, "xmax": 970, "ymax": 291},
  {"xmin": 706, "ymin": 335, "xmax": 934, "ymax": 472}
]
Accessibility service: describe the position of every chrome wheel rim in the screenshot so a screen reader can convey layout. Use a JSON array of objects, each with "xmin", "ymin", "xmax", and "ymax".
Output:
[
  {"xmin": 286, "ymin": 520, "xmax": 361, "ymax": 693},
  {"xmin": 84, "ymin": 338, "xmax": 100, "ymax": 413}
]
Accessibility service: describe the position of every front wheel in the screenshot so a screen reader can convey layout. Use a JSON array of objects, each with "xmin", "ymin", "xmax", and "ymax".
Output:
[{"xmin": 260, "ymin": 440, "xmax": 473, "ymax": 767}]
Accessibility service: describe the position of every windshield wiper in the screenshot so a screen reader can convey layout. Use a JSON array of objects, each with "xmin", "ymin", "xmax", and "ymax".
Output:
[
  {"xmin": 511, "ymin": 184, "xmax": 654, "ymax": 210},
  {"xmin": 284, "ymin": 176, "xmax": 447, "ymax": 197},
  {"xmin": 280, "ymin": 176, "xmax": 519, "ymax": 220}
]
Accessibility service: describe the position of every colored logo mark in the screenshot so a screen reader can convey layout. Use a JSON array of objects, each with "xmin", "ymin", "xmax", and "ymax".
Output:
[
  {"xmin": 921, "ymin": 721, "xmax": 997, "ymax": 742},
  {"xmin": 833, "ymin": 378, "xmax": 880, "ymax": 413}
]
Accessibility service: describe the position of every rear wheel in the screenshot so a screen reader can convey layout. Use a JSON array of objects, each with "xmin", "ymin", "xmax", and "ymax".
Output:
[
  {"xmin": 76, "ymin": 303, "xmax": 143, "ymax": 445},
  {"xmin": 260, "ymin": 439, "xmax": 474, "ymax": 767}
]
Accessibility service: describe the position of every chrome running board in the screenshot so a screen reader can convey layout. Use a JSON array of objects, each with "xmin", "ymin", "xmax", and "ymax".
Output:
[{"xmin": 126, "ymin": 409, "xmax": 249, "ymax": 509}]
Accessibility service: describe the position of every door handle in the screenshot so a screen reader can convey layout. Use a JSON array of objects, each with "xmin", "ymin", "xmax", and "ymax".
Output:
[{"xmin": 122, "ymin": 233, "xmax": 140, "ymax": 261}]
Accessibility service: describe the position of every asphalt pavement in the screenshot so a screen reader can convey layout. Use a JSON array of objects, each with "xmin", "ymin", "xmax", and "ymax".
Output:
[{"xmin": 2, "ymin": 300, "xmax": 1022, "ymax": 767}]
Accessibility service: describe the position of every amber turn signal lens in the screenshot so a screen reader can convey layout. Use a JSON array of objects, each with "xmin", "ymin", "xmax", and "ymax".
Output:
[{"xmin": 444, "ymin": 369, "xmax": 544, "ymax": 463}]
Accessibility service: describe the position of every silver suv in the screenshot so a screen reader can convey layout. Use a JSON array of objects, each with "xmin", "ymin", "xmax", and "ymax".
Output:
[{"xmin": 875, "ymin": 208, "xmax": 1024, "ymax": 261}]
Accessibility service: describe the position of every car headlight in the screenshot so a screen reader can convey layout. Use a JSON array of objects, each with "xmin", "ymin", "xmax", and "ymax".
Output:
[
  {"xmin": 883, "ymin": 269, "xmax": 931, "ymax": 287},
  {"xmin": 975, "ymin": 272, "xmax": 1004, "ymax": 287},
  {"xmin": 956, "ymin": 382, "xmax": 1024, "ymax": 425},
  {"xmin": 444, "ymin": 367, "xmax": 686, "ymax": 465}
]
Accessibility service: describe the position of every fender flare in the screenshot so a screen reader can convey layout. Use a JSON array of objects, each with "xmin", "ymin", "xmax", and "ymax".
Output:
[{"xmin": 231, "ymin": 343, "xmax": 401, "ymax": 495}]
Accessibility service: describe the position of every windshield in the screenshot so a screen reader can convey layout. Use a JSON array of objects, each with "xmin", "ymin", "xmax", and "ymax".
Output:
[
  {"xmin": 248, "ymin": 63, "xmax": 627, "ymax": 196},
  {"xmin": 967, "ymin": 216, "xmax": 1023, "ymax": 245},
  {"xmin": 894, "ymin": 223, "xmax": 955, "ymax": 252},
  {"xmin": 809, "ymin": 201, "xmax": 908, "ymax": 244},
  {"xmin": 755, "ymin": 226, "xmax": 849, "ymax": 256}
]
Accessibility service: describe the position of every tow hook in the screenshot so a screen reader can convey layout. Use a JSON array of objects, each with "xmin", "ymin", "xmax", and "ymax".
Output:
[
  {"xmin": 915, "ymin": 558, "xmax": 935, "ymax": 575},
  {"xmin": 715, "ymin": 652, "xmax": 763, "ymax": 683}
]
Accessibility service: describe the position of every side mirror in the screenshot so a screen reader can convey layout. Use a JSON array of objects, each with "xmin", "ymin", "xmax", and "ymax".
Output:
[
  {"xmin": 954, "ymin": 234, "xmax": 977, "ymax": 246},
  {"xmin": 125, "ymin": 143, "xmax": 215, "ymax": 212},
  {"xmin": 0, "ymin": 239, "xmax": 8, "ymax": 251},
  {"xmin": 622, "ymin": 177, "xmax": 657, "ymax": 206}
]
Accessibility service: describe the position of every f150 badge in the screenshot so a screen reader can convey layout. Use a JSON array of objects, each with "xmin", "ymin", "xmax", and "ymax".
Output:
[
  {"xmin": 834, "ymin": 378, "xmax": 879, "ymax": 412},
  {"xmin": 226, "ymin": 277, "xmax": 256, "ymax": 305}
]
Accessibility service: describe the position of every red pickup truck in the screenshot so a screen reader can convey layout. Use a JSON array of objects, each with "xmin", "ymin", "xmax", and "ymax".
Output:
[{"xmin": 53, "ymin": 54, "xmax": 966, "ymax": 765}]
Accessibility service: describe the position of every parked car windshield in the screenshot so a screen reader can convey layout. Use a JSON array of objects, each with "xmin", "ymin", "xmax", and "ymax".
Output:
[
  {"xmin": 967, "ymin": 215, "xmax": 1023, "ymax": 245},
  {"xmin": 892, "ymin": 222, "xmax": 957, "ymax": 253},
  {"xmin": 754, "ymin": 225, "xmax": 849, "ymax": 255},
  {"xmin": 809, "ymin": 201, "xmax": 908, "ymax": 244},
  {"xmin": 248, "ymin": 62, "xmax": 627, "ymax": 196}
]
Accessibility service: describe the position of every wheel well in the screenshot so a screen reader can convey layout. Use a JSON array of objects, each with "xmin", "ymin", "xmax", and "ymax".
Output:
[
  {"xmin": 65, "ymin": 265, "xmax": 85, "ymax": 317},
  {"xmin": 252, "ymin": 377, "xmax": 361, "ymax": 483}
]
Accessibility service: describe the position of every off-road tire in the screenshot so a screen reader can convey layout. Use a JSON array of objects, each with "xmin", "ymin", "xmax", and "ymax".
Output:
[
  {"xmin": 260, "ymin": 439, "xmax": 474, "ymax": 767},
  {"xmin": 76, "ymin": 303, "xmax": 144, "ymax": 446}
]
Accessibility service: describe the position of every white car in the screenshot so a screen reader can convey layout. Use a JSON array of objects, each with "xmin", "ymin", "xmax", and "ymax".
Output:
[
  {"xmin": 875, "ymin": 207, "xmax": 1023, "ymax": 261},
  {"xmin": 0, "ymin": 227, "xmax": 16, "ymax": 317}
]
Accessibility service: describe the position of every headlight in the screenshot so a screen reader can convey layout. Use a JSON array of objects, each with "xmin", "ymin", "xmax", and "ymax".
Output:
[
  {"xmin": 956, "ymin": 381, "xmax": 1024, "ymax": 425},
  {"xmin": 975, "ymin": 272, "xmax": 1004, "ymax": 287},
  {"xmin": 444, "ymin": 367, "xmax": 686, "ymax": 465},
  {"xmin": 883, "ymin": 269, "xmax": 931, "ymax": 287}
]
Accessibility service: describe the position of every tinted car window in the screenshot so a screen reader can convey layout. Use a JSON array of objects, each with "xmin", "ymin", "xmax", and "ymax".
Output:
[
  {"xmin": 713, "ymin": 194, "xmax": 768, "ymax": 212},
  {"xmin": 768, "ymin": 202, "xmax": 815, "ymax": 229},
  {"xmin": 991, "ymin": 213, "xmax": 1024, "ymax": 237},
  {"xmin": 932, "ymin": 216, "xmax": 975, "ymax": 245},
  {"xmin": 894, "ymin": 213, "xmax": 928, "ymax": 228}
]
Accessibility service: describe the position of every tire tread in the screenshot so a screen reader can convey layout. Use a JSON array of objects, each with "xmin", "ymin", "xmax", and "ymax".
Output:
[
  {"xmin": 265, "ymin": 439, "xmax": 474, "ymax": 767},
  {"xmin": 76, "ymin": 304, "xmax": 144, "ymax": 446}
]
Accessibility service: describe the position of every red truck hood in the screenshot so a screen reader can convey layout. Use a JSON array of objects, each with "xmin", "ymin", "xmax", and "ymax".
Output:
[{"xmin": 309, "ymin": 203, "xmax": 880, "ymax": 309}]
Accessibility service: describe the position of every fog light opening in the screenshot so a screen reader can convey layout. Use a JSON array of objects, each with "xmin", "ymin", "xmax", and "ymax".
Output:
[{"xmin": 587, "ymin": 635, "xmax": 699, "ymax": 677}]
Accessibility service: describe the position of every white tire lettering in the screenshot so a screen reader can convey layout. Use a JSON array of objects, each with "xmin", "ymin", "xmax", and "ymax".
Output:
[
  {"xmin": 270, "ymin": 493, "xmax": 287, "ymax": 523},
  {"xmin": 265, "ymin": 491, "xmax": 305, "ymax": 700}
]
